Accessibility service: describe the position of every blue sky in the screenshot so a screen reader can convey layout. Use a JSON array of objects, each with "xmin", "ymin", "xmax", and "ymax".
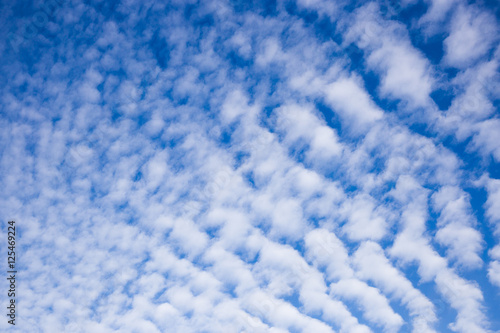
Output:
[{"xmin": 0, "ymin": 0, "xmax": 499, "ymax": 332}]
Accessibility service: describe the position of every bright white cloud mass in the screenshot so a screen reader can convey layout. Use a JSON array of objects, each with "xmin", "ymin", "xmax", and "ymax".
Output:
[{"xmin": 0, "ymin": 0, "xmax": 499, "ymax": 332}]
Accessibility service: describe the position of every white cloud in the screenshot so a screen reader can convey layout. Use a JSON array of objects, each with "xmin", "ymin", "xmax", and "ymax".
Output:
[
  {"xmin": 323, "ymin": 76, "xmax": 384, "ymax": 134},
  {"xmin": 330, "ymin": 279, "xmax": 404, "ymax": 333},
  {"xmin": 276, "ymin": 103, "xmax": 343, "ymax": 167},
  {"xmin": 482, "ymin": 177, "xmax": 500, "ymax": 288},
  {"xmin": 388, "ymin": 176, "xmax": 488, "ymax": 332},
  {"xmin": 470, "ymin": 118, "xmax": 500, "ymax": 162},
  {"xmin": 419, "ymin": 0, "xmax": 460, "ymax": 26},
  {"xmin": 443, "ymin": 5, "xmax": 498, "ymax": 68},
  {"xmin": 353, "ymin": 241, "xmax": 437, "ymax": 332},
  {"xmin": 305, "ymin": 229, "xmax": 400, "ymax": 332},
  {"xmin": 431, "ymin": 186, "xmax": 483, "ymax": 268},
  {"xmin": 340, "ymin": 194, "xmax": 389, "ymax": 241},
  {"xmin": 345, "ymin": 3, "xmax": 435, "ymax": 108},
  {"xmin": 1, "ymin": 0, "xmax": 499, "ymax": 332}
]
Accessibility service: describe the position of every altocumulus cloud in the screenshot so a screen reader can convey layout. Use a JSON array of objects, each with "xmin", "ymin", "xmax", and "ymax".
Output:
[{"xmin": 0, "ymin": 0, "xmax": 499, "ymax": 332}]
